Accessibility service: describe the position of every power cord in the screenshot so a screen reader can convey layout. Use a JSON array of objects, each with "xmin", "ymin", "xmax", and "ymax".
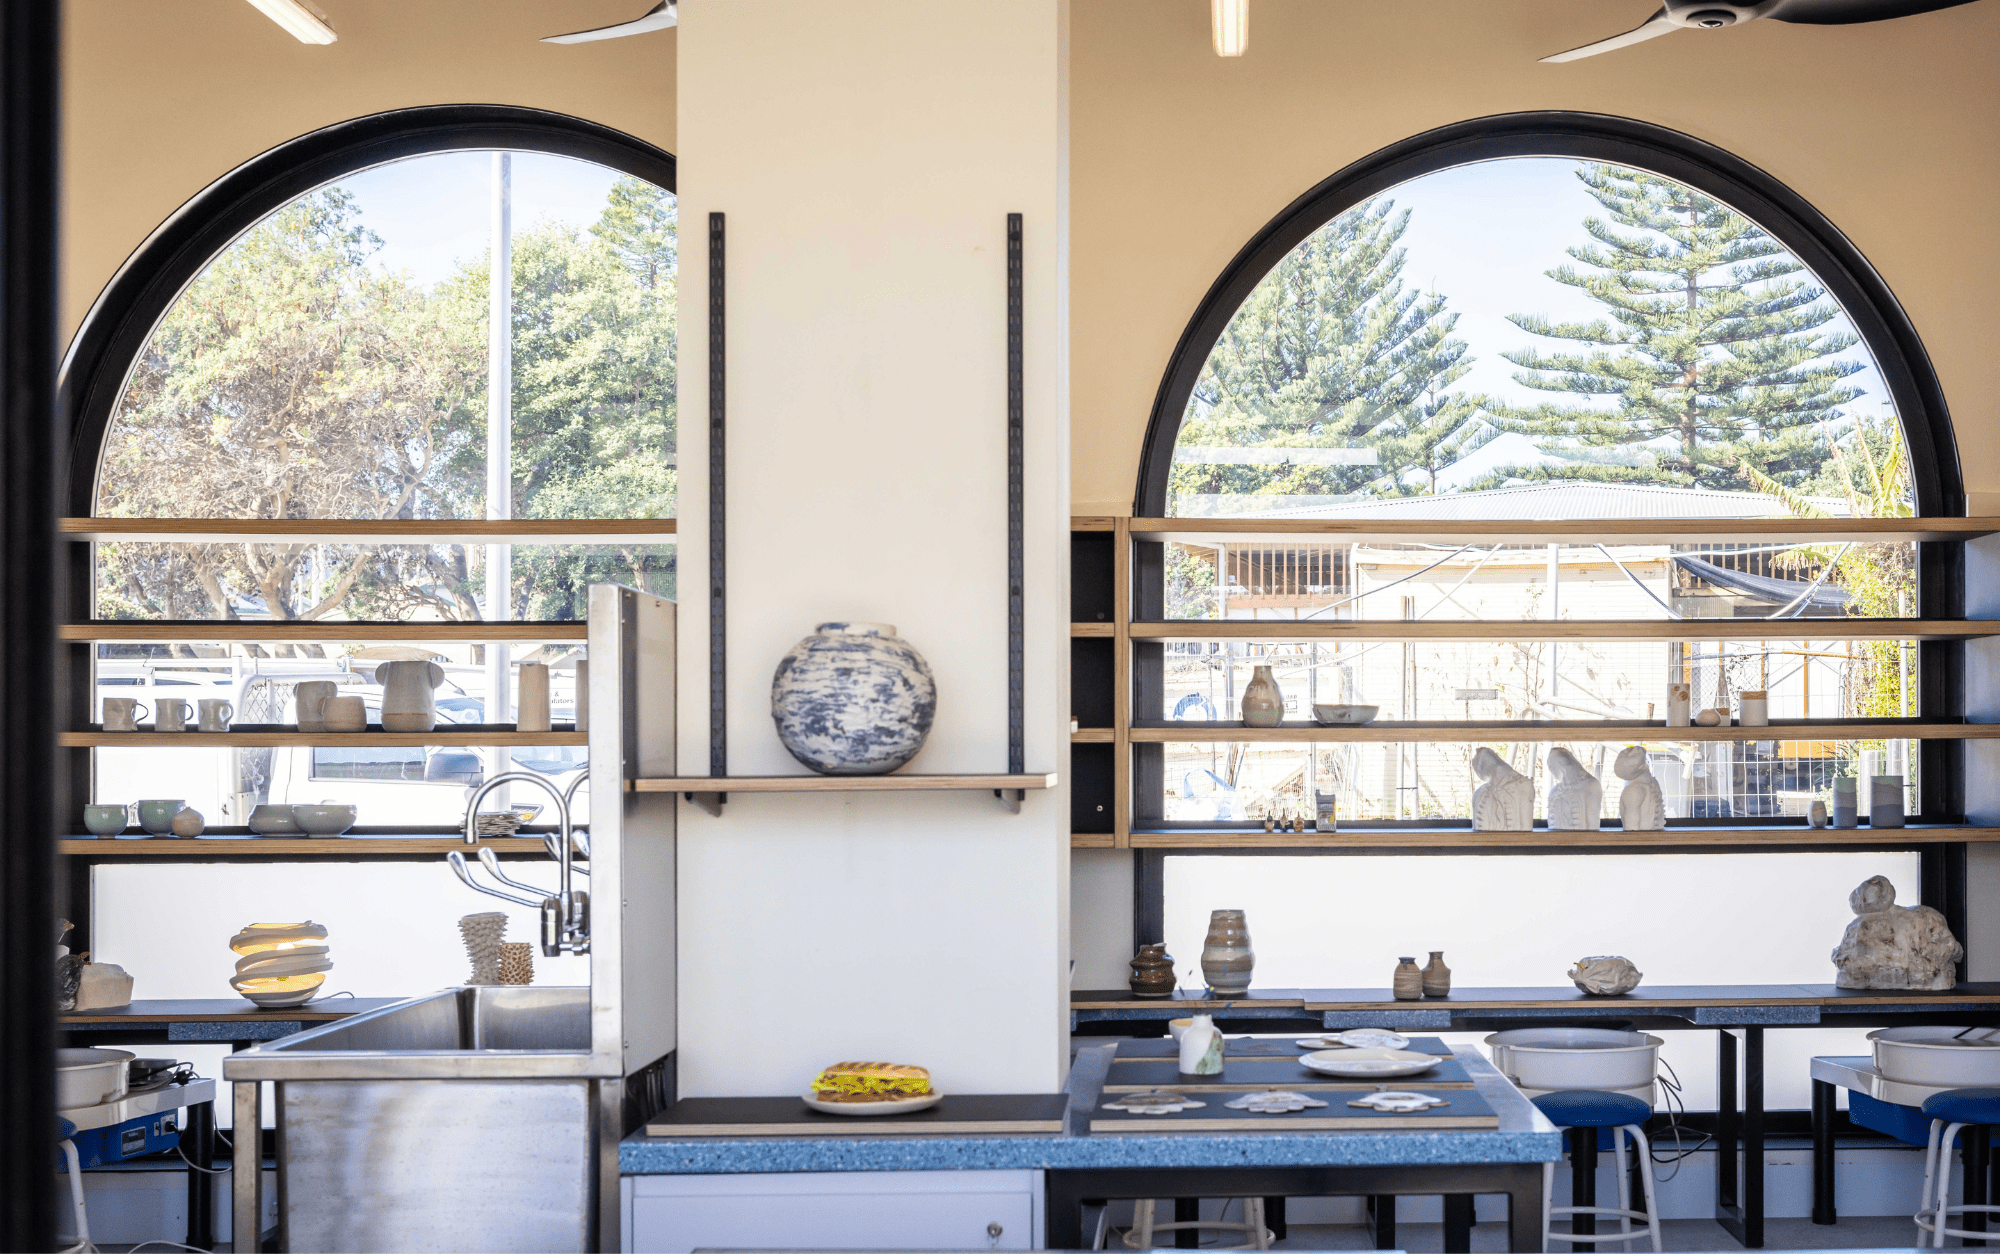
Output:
[{"xmin": 1647, "ymin": 1056, "xmax": 1713, "ymax": 1182}]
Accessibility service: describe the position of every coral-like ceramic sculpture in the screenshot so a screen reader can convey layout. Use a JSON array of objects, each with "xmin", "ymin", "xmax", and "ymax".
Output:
[
  {"xmin": 498, "ymin": 941, "xmax": 534, "ymax": 986},
  {"xmin": 1832, "ymin": 875, "xmax": 1962, "ymax": 990},
  {"xmin": 1546, "ymin": 747, "xmax": 1604, "ymax": 831},
  {"xmin": 1613, "ymin": 745, "xmax": 1665, "ymax": 831},
  {"xmin": 1570, "ymin": 955, "xmax": 1643, "ymax": 996},
  {"xmin": 229, "ymin": 922, "xmax": 331, "ymax": 1008},
  {"xmin": 1470, "ymin": 747, "xmax": 1534, "ymax": 831},
  {"xmin": 459, "ymin": 912, "xmax": 508, "ymax": 986},
  {"xmin": 771, "ymin": 622, "xmax": 937, "ymax": 774}
]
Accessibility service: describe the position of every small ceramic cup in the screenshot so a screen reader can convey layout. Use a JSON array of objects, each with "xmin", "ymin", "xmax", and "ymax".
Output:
[
  {"xmin": 83, "ymin": 803, "xmax": 130, "ymax": 837},
  {"xmin": 197, "ymin": 699, "xmax": 235, "ymax": 732},
  {"xmin": 322, "ymin": 695, "xmax": 367, "ymax": 733},
  {"xmin": 135, "ymin": 799, "xmax": 185, "ymax": 836},
  {"xmin": 1738, "ymin": 689, "xmax": 1768, "ymax": 728},
  {"xmin": 294, "ymin": 680, "xmax": 337, "ymax": 732},
  {"xmin": 102, "ymin": 697, "xmax": 149, "ymax": 732},
  {"xmin": 246, "ymin": 804, "xmax": 302, "ymax": 836},
  {"xmin": 153, "ymin": 698, "xmax": 191, "ymax": 731}
]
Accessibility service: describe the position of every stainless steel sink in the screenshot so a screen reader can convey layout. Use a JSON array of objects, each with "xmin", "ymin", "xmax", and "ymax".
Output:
[{"xmin": 225, "ymin": 986, "xmax": 613, "ymax": 1253}]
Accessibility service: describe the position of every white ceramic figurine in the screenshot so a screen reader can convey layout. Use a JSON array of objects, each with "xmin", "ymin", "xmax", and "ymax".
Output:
[
  {"xmin": 1470, "ymin": 747, "xmax": 1534, "ymax": 831},
  {"xmin": 1613, "ymin": 745, "xmax": 1666, "ymax": 831},
  {"xmin": 1546, "ymin": 747, "xmax": 1603, "ymax": 831}
]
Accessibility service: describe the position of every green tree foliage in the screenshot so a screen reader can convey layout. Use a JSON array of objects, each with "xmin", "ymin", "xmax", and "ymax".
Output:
[
  {"xmin": 1488, "ymin": 165, "xmax": 1865, "ymax": 490},
  {"xmin": 1171, "ymin": 199, "xmax": 1489, "ymax": 504}
]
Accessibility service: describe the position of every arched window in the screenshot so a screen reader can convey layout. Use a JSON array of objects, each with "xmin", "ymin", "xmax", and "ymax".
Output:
[{"xmin": 1120, "ymin": 117, "xmax": 1967, "ymax": 1086}]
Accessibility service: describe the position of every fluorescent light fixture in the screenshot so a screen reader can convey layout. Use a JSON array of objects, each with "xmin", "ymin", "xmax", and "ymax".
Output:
[
  {"xmin": 245, "ymin": 0, "xmax": 337, "ymax": 45},
  {"xmin": 1211, "ymin": 0, "xmax": 1248, "ymax": 56}
]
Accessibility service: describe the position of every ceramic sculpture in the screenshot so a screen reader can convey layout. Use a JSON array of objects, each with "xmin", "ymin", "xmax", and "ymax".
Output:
[
  {"xmin": 1570, "ymin": 955, "xmax": 1643, "ymax": 996},
  {"xmin": 1613, "ymin": 745, "xmax": 1666, "ymax": 831},
  {"xmin": 498, "ymin": 942, "xmax": 534, "ymax": 986},
  {"xmin": 1128, "ymin": 943, "xmax": 1175, "ymax": 998},
  {"xmin": 770, "ymin": 622, "xmax": 937, "ymax": 774},
  {"xmin": 1470, "ymin": 748, "xmax": 1534, "ymax": 831},
  {"xmin": 378, "ymin": 659, "xmax": 445, "ymax": 733},
  {"xmin": 229, "ymin": 922, "xmax": 331, "ymax": 1007},
  {"xmin": 1240, "ymin": 665, "xmax": 1283, "ymax": 728},
  {"xmin": 169, "ymin": 807, "xmax": 205, "ymax": 838},
  {"xmin": 1546, "ymin": 747, "xmax": 1603, "ymax": 831},
  {"xmin": 1832, "ymin": 875, "xmax": 1962, "ymax": 990},
  {"xmin": 1200, "ymin": 909, "xmax": 1254, "ymax": 996},
  {"xmin": 459, "ymin": 912, "xmax": 508, "ymax": 985}
]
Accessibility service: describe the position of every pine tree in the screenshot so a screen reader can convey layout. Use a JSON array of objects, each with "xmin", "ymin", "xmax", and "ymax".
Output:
[
  {"xmin": 1490, "ymin": 164, "xmax": 1864, "ymax": 490},
  {"xmin": 1172, "ymin": 199, "xmax": 1487, "ymax": 503}
]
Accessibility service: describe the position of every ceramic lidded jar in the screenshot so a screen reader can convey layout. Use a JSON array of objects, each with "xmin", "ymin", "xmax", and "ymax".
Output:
[
  {"xmin": 1240, "ymin": 665, "xmax": 1283, "ymax": 728},
  {"xmin": 1128, "ymin": 943, "xmax": 1176, "ymax": 999},
  {"xmin": 1200, "ymin": 909, "xmax": 1254, "ymax": 996},
  {"xmin": 771, "ymin": 622, "xmax": 937, "ymax": 775}
]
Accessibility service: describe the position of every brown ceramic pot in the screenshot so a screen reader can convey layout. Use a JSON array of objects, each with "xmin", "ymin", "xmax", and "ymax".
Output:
[
  {"xmin": 1128, "ymin": 943, "xmax": 1176, "ymax": 999},
  {"xmin": 1392, "ymin": 956, "xmax": 1423, "ymax": 1001},
  {"xmin": 1201, "ymin": 909, "xmax": 1255, "ymax": 996},
  {"xmin": 1422, "ymin": 950, "xmax": 1451, "ymax": 997}
]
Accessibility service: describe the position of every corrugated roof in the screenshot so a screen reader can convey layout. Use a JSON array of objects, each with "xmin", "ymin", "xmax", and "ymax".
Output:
[{"xmin": 1183, "ymin": 481, "xmax": 1855, "ymax": 522}]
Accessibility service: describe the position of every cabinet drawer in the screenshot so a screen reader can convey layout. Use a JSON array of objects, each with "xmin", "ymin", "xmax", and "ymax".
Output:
[{"xmin": 626, "ymin": 1169, "xmax": 1042, "ymax": 1252}]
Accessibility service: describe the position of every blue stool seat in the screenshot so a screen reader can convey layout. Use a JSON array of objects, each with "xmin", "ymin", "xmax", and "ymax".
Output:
[
  {"xmin": 1534, "ymin": 1091, "xmax": 1652, "ymax": 1129},
  {"xmin": 1920, "ymin": 1088, "xmax": 2000, "ymax": 1126}
]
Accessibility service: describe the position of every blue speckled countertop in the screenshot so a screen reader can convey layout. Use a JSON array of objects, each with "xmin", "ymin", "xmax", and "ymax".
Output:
[{"xmin": 620, "ymin": 1041, "xmax": 1562, "ymax": 1175}]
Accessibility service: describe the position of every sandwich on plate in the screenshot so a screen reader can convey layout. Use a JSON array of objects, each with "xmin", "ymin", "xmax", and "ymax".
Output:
[{"xmin": 809, "ymin": 1061, "xmax": 933, "ymax": 1103}]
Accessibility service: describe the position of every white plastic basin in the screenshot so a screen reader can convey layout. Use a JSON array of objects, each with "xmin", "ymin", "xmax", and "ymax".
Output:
[
  {"xmin": 1485, "ymin": 1028, "xmax": 1662, "ymax": 1092},
  {"xmin": 1871, "ymin": 1026, "xmax": 2000, "ymax": 1087},
  {"xmin": 57, "ymin": 1047, "xmax": 133, "ymax": 1110}
]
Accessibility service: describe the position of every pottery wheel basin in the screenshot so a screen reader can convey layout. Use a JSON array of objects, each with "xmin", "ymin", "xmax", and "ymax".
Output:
[{"xmin": 1871, "ymin": 1026, "xmax": 2000, "ymax": 1087}]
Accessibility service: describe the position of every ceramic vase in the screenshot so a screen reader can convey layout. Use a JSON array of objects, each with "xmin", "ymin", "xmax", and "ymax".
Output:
[
  {"xmin": 1833, "ymin": 777, "xmax": 1858, "ymax": 828},
  {"xmin": 1177, "ymin": 1013, "xmax": 1224, "ymax": 1076},
  {"xmin": 1393, "ymin": 956, "xmax": 1423, "ymax": 1001},
  {"xmin": 1128, "ymin": 943, "xmax": 1176, "ymax": 999},
  {"xmin": 517, "ymin": 662, "xmax": 551, "ymax": 732},
  {"xmin": 1871, "ymin": 775, "xmax": 1906, "ymax": 829},
  {"xmin": 1240, "ymin": 665, "xmax": 1283, "ymax": 728},
  {"xmin": 1200, "ymin": 909, "xmax": 1254, "ymax": 996},
  {"xmin": 1666, "ymin": 683, "xmax": 1691, "ymax": 728},
  {"xmin": 770, "ymin": 622, "xmax": 937, "ymax": 775},
  {"xmin": 378, "ymin": 660, "xmax": 444, "ymax": 733},
  {"xmin": 1739, "ymin": 689, "xmax": 1769, "ymax": 727},
  {"xmin": 1422, "ymin": 951, "xmax": 1451, "ymax": 997}
]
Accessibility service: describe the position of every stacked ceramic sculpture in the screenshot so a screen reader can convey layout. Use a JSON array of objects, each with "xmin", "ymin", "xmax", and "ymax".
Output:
[
  {"xmin": 459, "ymin": 912, "xmax": 508, "ymax": 986},
  {"xmin": 770, "ymin": 622, "xmax": 936, "ymax": 774},
  {"xmin": 229, "ymin": 922, "xmax": 331, "ymax": 1008},
  {"xmin": 499, "ymin": 942, "xmax": 534, "ymax": 986}
]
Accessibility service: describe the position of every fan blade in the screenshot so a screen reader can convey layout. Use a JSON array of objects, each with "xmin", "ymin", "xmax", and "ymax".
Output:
[
  {"xmin": 1766, "ymin": 0, "xmax": 1979, "ymax": 23},
  {"xmin": 1541, "ymin": 9, "xmax": 1681, "ymax": 60},
  {"xmin": 542, "ymin": 1, "xmax": 676, "ymax": 44}
]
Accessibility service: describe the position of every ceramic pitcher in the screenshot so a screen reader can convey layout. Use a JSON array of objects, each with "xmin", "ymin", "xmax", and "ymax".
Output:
[{"xmin": 378, "ymin": 660, "xmax": 445, "ymax": 732}]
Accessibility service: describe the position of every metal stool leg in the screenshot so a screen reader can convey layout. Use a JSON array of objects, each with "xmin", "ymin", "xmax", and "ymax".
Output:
[
  {"xmin": 1922, "ymin": 1118, "xmax": 1945, "ymax": 1243},
  {"xmin": 1545, "ymin": 1161, "xmax": 1557, "ymax": 1253},
  {"xmin": 1629, "ymin": 1123, "xmax": 1664, "ymax": 1253},
  {"xmin": 1939, "ymin": 1123, "xmax": 1967, "ymax": 1249},
  {"xmin": 57, "ymin": 1137, "xmax": 89, "ymax": 1249},
  {"xmin": 1614, "ymin": 1127, "xmax": 1633, "ymax": 1241}
]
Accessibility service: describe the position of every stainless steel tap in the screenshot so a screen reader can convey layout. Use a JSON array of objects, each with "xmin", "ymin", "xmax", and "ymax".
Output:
[{"xmin": 446, "ymin": 770, "xmax": 590, "ymax": 957}]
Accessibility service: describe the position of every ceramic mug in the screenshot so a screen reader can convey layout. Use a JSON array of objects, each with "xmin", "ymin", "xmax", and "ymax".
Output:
[
  {"xmin": 153, "ymin": 698, "xmax": 191, "ymax": 732},
  {"xmin": 197, "ymin": 699, "xmax": 234, "ymax": 732},
  {"xmin": 82, "ymin": 803, "xmax": 130, "ymax": 837},
  {"xmin": 135, "ymin": 799, "xmax": 185, "ymax": 836},
  {"xmin": 294, "ymin": 681, "xmax": 337, "ymax": 732},
  {"xmin": 323, "ymin": 695, "xmax": 367, "ymax": 733},
  {"xmin": 102, "ymin": 697, "xmax": 149, "ymax": 732}
]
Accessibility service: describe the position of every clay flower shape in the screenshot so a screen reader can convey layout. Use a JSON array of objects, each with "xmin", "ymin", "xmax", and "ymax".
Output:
[
  {"xmin": 1348, "ymin": 1091, "xmax": 1448, "ymax": 1112},
  {"xmin": 1225, "ymin": 1090, "xmax": 1328, "ymax": 1114},
  {"xmin": 1101, "ymin": 1090, "xmax": 1206, "ymax": 1115}
]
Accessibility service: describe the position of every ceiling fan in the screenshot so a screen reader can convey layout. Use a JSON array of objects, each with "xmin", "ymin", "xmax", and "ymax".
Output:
[
  {"xmin": 543, "ymin": 0, "xmax": 677, "ymax": 44},
  {"xmin": 1542, "ymin": 0, "xmax": 1981, "ymax": 62}
]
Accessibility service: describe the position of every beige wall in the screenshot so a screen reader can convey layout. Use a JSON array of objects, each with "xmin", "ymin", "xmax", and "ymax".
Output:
[
  {"xmin": 61, "ymin": 0, "xmax": 676, "ymax": 341},
  {"xmin": 1069, "ymin": 0, "xmax": 2000, "ymax": 514}
]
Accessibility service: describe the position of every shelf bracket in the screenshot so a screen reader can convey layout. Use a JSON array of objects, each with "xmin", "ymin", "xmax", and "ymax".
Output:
[
  {"xmin": 994, "ymin": 788, "xmax": 1024, "ymax": 814},
  {"xmin": 684, "ymin": 790, "xmax": 725, "ymax": 817}
]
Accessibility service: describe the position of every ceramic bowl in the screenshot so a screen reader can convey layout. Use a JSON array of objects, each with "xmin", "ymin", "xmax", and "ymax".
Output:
[
  {"xmin": 135, "ymin": 799, "xmax": 185, "ymax": 835},
  {"xmin": 1299, "ymin": 1047, "xmax": 1440, "ymax": 1079},
  {"xmin": 82, "ymin": 804, "xmax": 130, "ymax": 837},
  {"xmin": 291, "ymin": 804, "xmax": 357, "ymax": 837},
  {"xmin": 1168, "ymin": 1017, "xmax": 1194, "ymax": 1042},
  {"xmin": 247, "ymin": 804, "xmax": 302, "ymax": 836},
  {"xmin": 1311, "ymin": 704, "xmax": 1380, "ymax": 726}
]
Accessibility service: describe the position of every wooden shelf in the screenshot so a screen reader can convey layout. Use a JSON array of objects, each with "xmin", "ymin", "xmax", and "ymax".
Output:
[
  {"xmin": 60, "ymin": 836, "xmax": 552, "ymax": 857},
  {"xmin": 1122, "ymin": 824, "xmax": 2000, "ymax": 849},
  {"xmin": 1070, "ymin": 622, "xmax": 1115, "ymax": 637},
  {"xmin": 632, "ymin": 772, "xmax": 1057, "ymax": 794},
  {"xmin": 1126, "ymin": 618, "xmax": 1990, "ymax": 642},
  {"xmin": 62, "ymin": 726, "xmax": 585, "ymax": 747},
  {"xmin": 1071, "ymin": 727, "xmax": 1115, "ymax": 743},
  {"xmin": 1128, "ymin": 718, "xmax": 1991, "ymax": 744},
  {"xmin": 1125, "ymin": 516, "xmax": 2000, "ymax": 546},
  {"xmin": 63, "ymin": 621, "xmax": 586, "ymax": 643},
  {"xmin": 63, "ymin": 517, "xmax": 675, "ymax": 544}
]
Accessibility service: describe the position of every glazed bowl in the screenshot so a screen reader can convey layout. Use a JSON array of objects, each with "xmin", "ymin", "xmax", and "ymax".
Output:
[
  {"xmin": 247, "ymin": 804, "xmax": 302, "ymax": 836},
  {"xmin": 135, "ymin": 799, "xmax": 185, "ymax": 835},
  {"xmin": 1168, "ymin": 1017, "xmax": 1194, "ymax": 1042},
  {"xmin": 1311, "ymin": 704, "xmax": 1379, "ymax": 726},
  {"xmin": 291, "ymin": 804, "xmax": 357, "ymax": 837},
  {"xmin": 82, "ymin": 804, "xmax": 130, "ymax": 837}
]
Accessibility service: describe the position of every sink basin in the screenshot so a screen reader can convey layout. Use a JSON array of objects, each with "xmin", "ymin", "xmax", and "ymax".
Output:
[
  {"xmin": 224, "ymin": 985, "xmax": 610, "ymax": 1252},
  {"xmin": 1871, "ymin": 1026, "xmax": 2000, "ymax": 1086}
]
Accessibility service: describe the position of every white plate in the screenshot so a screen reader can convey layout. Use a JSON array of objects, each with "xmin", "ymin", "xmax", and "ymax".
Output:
[
  {"xmin": 1295, "ymin": 1030, "xmax": 1410, "ymax": 1051},
  {"xmin": 803, "ymin": 1092, "xmax": 943, "ymax": 1116},
  {"xmin": 1299, "ymin": 1048, "xmax": 1439, "ymax": 1079}
]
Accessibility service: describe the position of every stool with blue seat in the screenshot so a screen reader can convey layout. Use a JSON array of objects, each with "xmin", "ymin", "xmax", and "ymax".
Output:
[
  {"xmin": 1533, "ymin": 1091, "xmax": 1661, "ymax": 1252},
  {"xmin": 1917, "ymin": 1087, "xmax": 2000, "ymax": 1246}
]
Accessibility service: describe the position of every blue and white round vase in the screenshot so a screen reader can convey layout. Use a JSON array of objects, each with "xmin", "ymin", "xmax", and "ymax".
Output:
[{"xmin": 771, "ymin": 622, "xmax": 937, "ymax": 775}]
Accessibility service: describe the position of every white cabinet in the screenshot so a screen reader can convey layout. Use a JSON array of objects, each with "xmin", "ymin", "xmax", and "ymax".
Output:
[{"xmin": 624, "ymin": 1169, "xmax": 1043, "ymax": 1252}]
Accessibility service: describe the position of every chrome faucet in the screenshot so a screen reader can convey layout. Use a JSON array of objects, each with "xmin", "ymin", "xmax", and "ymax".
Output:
[{"xmin": 446, "ymin": 770, "xmax": 589, "ymax": 957}]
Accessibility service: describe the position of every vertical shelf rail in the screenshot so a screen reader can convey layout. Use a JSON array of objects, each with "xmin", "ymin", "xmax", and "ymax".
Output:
[
  {"xmin": 1003, "ymin": 213, "xmax": 1026, "ymax": 812},
  {"xmin": 1114, "ymin": 516, "xmax": 1132, "ymax": 847},
  {"xmin": 705, "ymin": 211, "xmax": 726, "ymax": 815}
]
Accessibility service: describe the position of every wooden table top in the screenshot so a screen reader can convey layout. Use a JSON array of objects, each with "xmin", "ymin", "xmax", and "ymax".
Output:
[
  {"xmin": 1072, "ymin": 984, "xmax": 2000, "ymax": 1011},
  {"xmin": 60, "ymin": 996, "xmax": 402, "ymax": 1024}
]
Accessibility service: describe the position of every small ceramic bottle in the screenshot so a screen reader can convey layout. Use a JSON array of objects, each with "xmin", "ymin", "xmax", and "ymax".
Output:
[
  {"xmin": 1393, "ymin": 956, "xmax": 1423, "ymax": 1001},
  {"xmin": 1240, "ymin": 665, "xmax": 1283, "ymax": 728},
  {"xmin": 1177, "ymin": 1013, "xmax": 1224, "ymax": 1076},
  {"xmin": 1128, "ymin": 943, "xmax": 1176, "ymax": 999},
  {"xmin": 1422, "ymin": 951, "xmax": 1451, "ymax": 997},
  {"xmin": 1201, "ymin": 909, "xmax": 1255, "ymax": 996}
]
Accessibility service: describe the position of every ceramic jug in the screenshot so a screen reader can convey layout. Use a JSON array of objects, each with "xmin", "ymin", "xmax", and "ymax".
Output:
[
  {"xmin": 1240, "ymin": 665, "xmax": 1283, "ymax": 728},
  {"xmin": 1177, "ymin": 1013, "xmax": 1224, "ymax": 1076},
  {"xmin": 1128, "ymin": 943, "xmax": 1176, "ymax": 999},
  {"xmin": 378, "ymin": 660, "xmax": 445, "ymax": 732}
]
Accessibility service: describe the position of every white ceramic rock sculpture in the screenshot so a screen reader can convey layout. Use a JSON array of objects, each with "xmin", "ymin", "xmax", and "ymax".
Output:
[
  {"xmin": 1546, "ymin": 747, "xmax": 1604, "ymax": 831},
  {"xmin": 1570, "ymin": 955, "xmax": 1643, "ymax": 996},
  {"xmin": 1832, "ymin": 875, "xmax": 1963, "ymax": 990},
  {"xmin": 1470, "ymin": 747, "xmax": 1534, "ymax": 831},
  {"xmin": 1613, "ymin": 745, "xmax": 1665, "ymax": 832},
  {"xmin": 771, "ymin": 622, "xmax": 937, "ymax": 774}
]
